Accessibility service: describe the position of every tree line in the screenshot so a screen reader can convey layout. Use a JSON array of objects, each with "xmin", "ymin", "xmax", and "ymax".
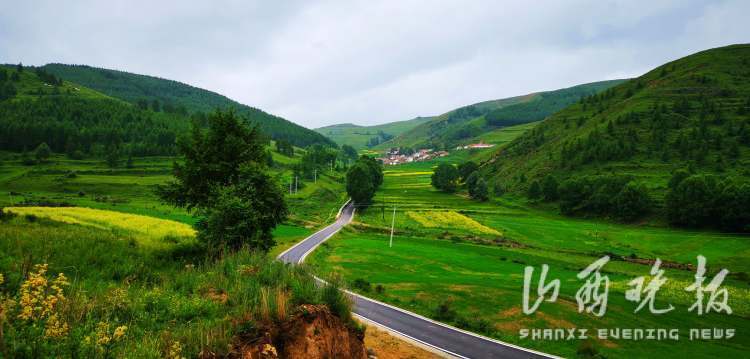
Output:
[{"xmin": 431, "ymin": 161, "xmax": 489, "ymax": 201}]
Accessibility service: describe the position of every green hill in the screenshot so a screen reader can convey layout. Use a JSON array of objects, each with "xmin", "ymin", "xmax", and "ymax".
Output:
[
  {"xmin": 485, "ymin": 44, "xmax": 750, "ymax": 229},
  {"xmin": 41, "ymin": 64, "xmax": 334, "ymax": 148},
  {"xmin": 377, "ymin": 80, "xmax": 625, "ymax": 151},
  {"xmin": 314, "ymin": 116, "xmax": 433, "ymax": 149},
  {"xmin": 0, "ymin": 64, "xmax": 190, "ymax": 156}
]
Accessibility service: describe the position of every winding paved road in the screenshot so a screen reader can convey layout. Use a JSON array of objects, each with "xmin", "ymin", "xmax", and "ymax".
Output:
[{"xmin": 278, "ymin": 201, "xmax": 555, "ymax": 359}]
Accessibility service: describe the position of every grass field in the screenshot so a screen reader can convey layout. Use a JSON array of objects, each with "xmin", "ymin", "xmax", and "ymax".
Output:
[{"xmin": 308, "ymin": 156, "xmax": 750, "ymax": 358}]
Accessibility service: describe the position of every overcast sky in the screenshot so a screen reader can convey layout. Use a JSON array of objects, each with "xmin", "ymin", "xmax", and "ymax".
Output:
[{"xmin": 1, "ymin": 1, "xmax": 749, "ymax": 128}]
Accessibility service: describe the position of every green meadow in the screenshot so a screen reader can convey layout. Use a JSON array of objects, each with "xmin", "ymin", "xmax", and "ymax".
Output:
[{"xmin": 308, "ymin": 154, "xmax": 750, "ymax": 358}]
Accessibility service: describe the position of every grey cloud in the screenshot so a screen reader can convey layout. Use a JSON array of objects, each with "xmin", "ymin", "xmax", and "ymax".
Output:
[{"xmin": 1, "ymin": 0, "xmax": 748, "ymax": 128}]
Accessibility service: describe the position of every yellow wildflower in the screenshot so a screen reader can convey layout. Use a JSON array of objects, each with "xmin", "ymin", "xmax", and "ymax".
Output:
[
  {"xmin": 113, "ymin": 325, "xmax": 128, "ymax": 341},
  {"xmin": 44, "ymin": 312, "xmax": 69, "ymax": 338},
  {"xmin": 16, "ymin": 264, "xmax": 70, "ymax": 339},
  {"xmin": 95, "ymin": 321, "xmax": 112, "ymax": 346},
  {"xmin": 167, "ymin": 340, "xmax": 184, "ymax": 359}
]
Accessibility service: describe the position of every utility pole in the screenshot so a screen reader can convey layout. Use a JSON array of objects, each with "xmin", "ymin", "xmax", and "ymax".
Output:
[
  {"xmin": 389, "ymin": 205, "xmax": 396, "ymax": 248},
  {"xmin": 295, "ymin": 176, "xmax": 298, "ymax": 194}
]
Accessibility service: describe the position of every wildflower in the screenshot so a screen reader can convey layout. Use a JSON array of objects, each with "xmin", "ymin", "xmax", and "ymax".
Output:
[
  {"xmin": 261, "ymin": 343, "xmax": 278, "ymax": 357},
  {"xmin": 113, "ymin": 325, "xmax": 128, "ymax": 341},
  {"xmin": 95, "ymin": 321, "xmax": 112, "ymax": 346},
  {"xmin": 44, "ymin": 312, "xmax": 69, "ymax": 338},
  {"xmin": 167, "ymin": 340, "xmax": 184, "ymax": 359},
  {"xmin": 0, "ymin": 273, "xmax": 4, "ymax": 286}
]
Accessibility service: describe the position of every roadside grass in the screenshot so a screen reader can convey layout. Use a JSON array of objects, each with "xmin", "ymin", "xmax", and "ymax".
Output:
[
  {"xmin": 0, "ymin": 212, "xmax": 351, "ymax": 357},
  {"xmin": 309, "ymin": 156, "xmax": 750, "ymax": 358}
]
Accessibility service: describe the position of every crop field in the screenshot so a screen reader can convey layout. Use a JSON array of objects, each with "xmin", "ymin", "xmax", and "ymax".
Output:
[{"xmin": 309, "ymin": 156, "xmax": 750, "ymax": 358}]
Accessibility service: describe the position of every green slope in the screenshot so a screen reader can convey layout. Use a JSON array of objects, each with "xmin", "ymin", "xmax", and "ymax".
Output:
[
  {"xmin": 0, "ymin": 65, "xmax": 190, "ymax": 156},
  {"xmin": 379, "ymin": 79, "xmax": 625, "ymax": 150},
  {"xmin": 41, "ymin": 64, "xmax": 334, "ymax": 147},
  {"xmin": 314, "ymin": 116, "xmax": 433, "ymax": 149},
  {"xmin": 486, "ymin": 44, "xmax": 750, "ymax": 194}
]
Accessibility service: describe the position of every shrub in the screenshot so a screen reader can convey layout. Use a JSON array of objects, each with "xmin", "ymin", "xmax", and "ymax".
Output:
[
  {"xmin": 527, "ymin": 180, "xmax": 542, "ymax": 200},
  {"xmin": 434, "ymin": 300, "xmax": 457, "ymax": 322},
  {"xmin": 352, "ymin": 278, "xmax": 372, "ymax": 292},
  {"xmin": 431, "ymin": 163, "xmax": 459, "ymax": 193}
]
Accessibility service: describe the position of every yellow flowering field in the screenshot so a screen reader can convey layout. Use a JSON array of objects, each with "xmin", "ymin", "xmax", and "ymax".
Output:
[
  {"xmin": 7, "ymin": 207, "xmax": 195, "ymax": 247},
  {"xmin": 383, "ymin": 171, "xmax": 433, "ymax": 177},
  {"xmin": 406, "ymin": 210, "xmax": 501, "ymax": 236}
]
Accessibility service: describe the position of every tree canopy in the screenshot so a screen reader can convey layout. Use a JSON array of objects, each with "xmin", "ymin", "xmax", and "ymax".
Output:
[
  {"xmin": 158, "ymin": 110, "xmax": 287, "ymax": 252},
  {"xmin": 431, "ymin": 163, "xmax": 459, "ymax": 193}
]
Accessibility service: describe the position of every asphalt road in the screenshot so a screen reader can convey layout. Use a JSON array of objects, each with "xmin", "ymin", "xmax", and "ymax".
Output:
[{"xmin": 278, "ymin": 201, "xmax": 554, "ymax": 359}]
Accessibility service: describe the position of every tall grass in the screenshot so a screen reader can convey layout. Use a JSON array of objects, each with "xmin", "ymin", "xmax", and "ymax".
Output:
[{"xmin": 0, "ymin": 215, "xmax": 351, "ymax": 357}]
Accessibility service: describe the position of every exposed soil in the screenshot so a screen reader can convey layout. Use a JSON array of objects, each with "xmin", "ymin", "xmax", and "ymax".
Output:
[{"xmin": 233, "ymin": 304, "xmax": 367, "ymax": 359}]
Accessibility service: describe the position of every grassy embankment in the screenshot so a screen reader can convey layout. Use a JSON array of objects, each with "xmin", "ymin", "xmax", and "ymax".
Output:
[
  {"xmin": 0, "ymin": 206, "xmax": 352, "ymax": 357},
  {"xmin": 308, "ymin": 151, "xmax": 750, "ymax": 358}
]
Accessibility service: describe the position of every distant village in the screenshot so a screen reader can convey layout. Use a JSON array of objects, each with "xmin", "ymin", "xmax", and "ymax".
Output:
[{"xmin": 378, "ymin": 141, "xmax": 495, "ymax": 166}]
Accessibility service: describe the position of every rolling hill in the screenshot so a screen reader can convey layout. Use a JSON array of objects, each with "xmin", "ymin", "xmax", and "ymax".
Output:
[
  {"xmin": 314, "ymin": 116, "xmax": 433, "ymax": 149},
  {"xmin": 41, "ymin": 64, "xmax": 334, "ymax": 147},
  {"xmin": 484, "ymin": 44, "xmax": 750, "ymax": 229},
  {"xmin": 378, "ymin": 79, "xmax": 626, "ymax": 150},
  {"xmin": 0, "ymin": 64, "xmax": 190, "ymax": 156}
]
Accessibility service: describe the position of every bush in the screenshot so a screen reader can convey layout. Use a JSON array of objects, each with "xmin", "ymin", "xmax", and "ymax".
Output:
[
  {"xmin": 666, "ymin": 174, "xmax": 750, "ymax": 231},
  {"xmin": 559, "ymin": 175, "xmax": 651, "ymax": 221},
  {"xmin": 527, "ymin": 180, "xmax": 542, "ymax": 200},
  {"xmin": 431, "ymin": 163, "xmax": 460, "ymax": 192},
  {"xmin": 0, "ymin": 208, "xmax": 17, "ymax": 221},
  {"xmin": 352, "ymin": 278, "xmax": 372, "ymax": 292},
  {"xmin": 613, "ymin": 182, "xmax": 651, "ymax": 221},
  {"xmin": 434, "ymin": 300, "xmax": 457, "ymax": 322}
]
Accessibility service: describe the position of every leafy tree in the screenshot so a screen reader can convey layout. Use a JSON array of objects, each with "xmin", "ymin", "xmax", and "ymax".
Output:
[
  {"xmin": 275, "ymin": 139, "xmax": 295, "ymax": 157},
  {"xmin": 613, "ymin": 182, "xmax": 651, "ymax": 221},
  {"xmin": 105, "ymin": 146, "xmax": 120, "ymax": 168},
  {"xmin": 340, "ymin": 144, "xmax": 358, "ymax": 162},
  {"xmin": 359, "ymin": 155, "xmax": 383, "ymax": 187},
  {"xmin": 195, "ymin": 163, "xmax": 287, "ymax": 251},
  {"xmin": 458, "ymin": 161, "xmax": 479, "ymax": 182},
  {"xmin": 718, "ymin": 182, "xmax": 750, "ymax": 232},
  {"xmin": 465, "ymin": 172, "xmax": 479, "ymax": 191},
  {"xmin": 493, "ymin": 181, "xmax": 505, "ymax": 197},
  {"xmin": 346, "ymin": 162, "xmax": 375, "ymax": 204},
  {"xmin": 431, "ymin": 163, "xmax": 459, "ymax": 192},
  {"xmin": 541, "ymin": 175, "xmax": 559, "ymax": 201},
  {"xmin": 527, "ymin": 180, "xmax": 542, "ymax": 200},
  {"xmin": 158, "ymin": 110, "xmax": 285, "ymax": 252},
  {"xmin": 126, "ymin": 153, "xmax": 134, "ymax": 168},
  {"xmin": 666, "ymin": 175, "xmax": 719, "ymax": 227},
  {"xmin": 668, "ymin": 169, "xmax": 691, "ymax": 189},
  {"xmin": 34, "ymin": 142, "xmax": 51, "ymax": 162},
  {"xmin": 470, "ymin": 177, "xmax": 489, "ymax": 201}
]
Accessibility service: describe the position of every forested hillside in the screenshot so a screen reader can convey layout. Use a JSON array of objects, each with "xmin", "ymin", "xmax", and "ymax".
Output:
[
  {"xmin": 486, "ymin": 44, "xmax": 750, "ymax": 231},
  {"xmin": 381, "ymin": 79, "xmax": 624, "ymax": 150},
  {"xmin": 42, "ymin": 64, "xmax": 334, "ymax": 147},
  {"xmin": 0, "ymin": 64, "xmax": 188, "ymax": 156}
]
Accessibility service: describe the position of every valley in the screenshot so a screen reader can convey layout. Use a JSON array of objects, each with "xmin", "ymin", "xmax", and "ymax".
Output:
[{"xmin": 1, "ymin": 41, "xmax": 749, "ymax": 359}]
